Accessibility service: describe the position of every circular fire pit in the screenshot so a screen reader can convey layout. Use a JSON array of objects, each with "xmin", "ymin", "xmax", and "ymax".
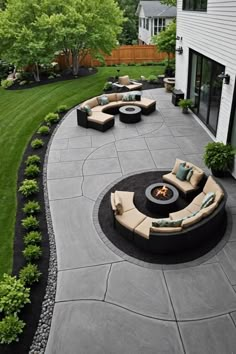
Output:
[
  {"xmin": 145, "ymin": 183, "xmax": 179, "ymax": 216},
  {"xmin": 119, "ymin": 105, "xmax": 141, "ymax": 123}
]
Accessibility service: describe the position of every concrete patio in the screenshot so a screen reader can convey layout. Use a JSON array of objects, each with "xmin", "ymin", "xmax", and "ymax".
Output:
[{"xmin": 45, "ymin": 88, "xmax": 236, "ymax": 354}]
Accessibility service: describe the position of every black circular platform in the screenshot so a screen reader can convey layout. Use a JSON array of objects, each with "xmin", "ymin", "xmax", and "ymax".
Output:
[{"xmin": 97, "ymin": 171, "xmax": 227, "ymax": 264}]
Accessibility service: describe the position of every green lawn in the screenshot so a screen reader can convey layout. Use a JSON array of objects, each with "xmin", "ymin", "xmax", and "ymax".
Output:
[{"xmin": 0, "ymin": 65, "xmax": 164, "ymax": 278}]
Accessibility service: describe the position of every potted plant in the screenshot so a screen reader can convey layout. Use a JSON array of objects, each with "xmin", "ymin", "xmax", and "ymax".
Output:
[
  {"xmin": 178, "ymin": 99, "xmax": 193, "ymax": 113},
  {"xmin": 203, "ymin": 141, "xmax": 236, "ymax": 177}
]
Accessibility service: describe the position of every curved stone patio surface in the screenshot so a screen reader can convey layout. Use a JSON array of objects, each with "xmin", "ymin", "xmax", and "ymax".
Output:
[{"xmin": 46, "ymin": 88, "xmax": 236, "ymax": 354}]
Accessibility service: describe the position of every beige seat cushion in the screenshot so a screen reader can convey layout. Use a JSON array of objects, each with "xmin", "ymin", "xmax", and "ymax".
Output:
[
  {"xmin": 119, "ymin": 75, "xmax": 130, "ymax": 85},
  {"xmin": 192, "ymin": 192, "xmax": 206, "ymax": 207},
  {"xmin": 115, "ymin": 191, "xmax": 135, "ymax": 212},
  {"xmin": 125, "ymin": 83, "xmax": 143, "ymax": 90},
  {"xmin": 110, "ymin": 193, "xmax": 116, "ymax": 212},
  {"xmin": 203, "ymin": 176, "xmax": 224, "ymax": 195},
  {"xmin": 182, "ymin": 213, "xmax": 203, "ymax": 228},
  {"xmin": 198, "ymin": 202, "xmax": 218, "ymax": 218},
  {"xmin": 215, "ymin": 190, "xmax": 224, "ymax": 205},
  {"xmin": 186, "ymin": 202, "xmax": 200, "ymax": 214},
  {"xmin": 136, "ymin": 97, "xmax": 156, "ymax": 108},
  {"xmin": 134, "ymin": 217, "xmax": 161, "ymax": 239},
  {"xmin": 87, "ymin": 112, "xmax": 114, "ymax": 124},
  {"xmin": 92, "ymin": 101, "xmax": 121, "ymax": 112},
  {"xmin": 163, "ymin": 173, "xmax": 196, "ymax": 193},
  {"xmin": 150, "ymin": 226, "xmax": 182, "ymax": 233},
  {"xmin": 106, "ymin": 93, "xmax": 117, "ymax": 102},
  {"xmin": 169, "ymin": 208, "xmax": 192, "ymax": 220},
  {"xmin": 115, "ymin": 208, "xmax": 146, "ymax": 231}
]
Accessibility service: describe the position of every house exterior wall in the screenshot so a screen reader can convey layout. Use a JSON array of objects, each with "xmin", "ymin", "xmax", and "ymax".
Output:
[{"xmin": 175, "ymin": 0, "xmax": 236, "ymax": 177}]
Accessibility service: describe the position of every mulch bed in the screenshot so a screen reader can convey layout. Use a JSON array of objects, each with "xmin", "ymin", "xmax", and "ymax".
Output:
[
  {"xmin": 0, "ymin": 114, "xmax": 64, "ymax": 354},
  {"xmin": 98, "ymin": 171, "xmax": 226, "ymax": 265},
  {"xmin": 7, "ymin": 67, "xmax": 97, "ymax": 90}
]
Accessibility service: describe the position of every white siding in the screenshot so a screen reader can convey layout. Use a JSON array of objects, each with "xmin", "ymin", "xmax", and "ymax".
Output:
[{"xmin": 175, "ymin": 0, "xmax": 236, "ymax": 149}]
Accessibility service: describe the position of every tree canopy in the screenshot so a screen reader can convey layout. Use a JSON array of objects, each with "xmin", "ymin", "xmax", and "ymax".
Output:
[
  {"xmin": 152, "ymin": 21, "xmax": 176, "ymax": 66},
  {"xmin": 160, "ymin": 0, "xmax": 176, "ymax": 6},
  {"xmin": 117, "ymin": 0, "xmax": 139, "ymax": 45},
  {"xmin": 0, "ymin": 0, "xmax": 124, "ymax": 79}
]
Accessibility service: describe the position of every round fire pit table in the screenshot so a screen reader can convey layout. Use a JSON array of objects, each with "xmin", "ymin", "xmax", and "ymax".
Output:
[
  {"xmin": 119, "ymin": 105, "xmax": 141, "ymax": 123},
  {"xmin": 145, "ymin": 182, "xmax": 179, "ymax": 216}
]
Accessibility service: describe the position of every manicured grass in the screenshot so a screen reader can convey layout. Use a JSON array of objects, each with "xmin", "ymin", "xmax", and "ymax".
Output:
[{"xmin": 0, "ymin": 65, "xmax": 164, "ymax": 278}]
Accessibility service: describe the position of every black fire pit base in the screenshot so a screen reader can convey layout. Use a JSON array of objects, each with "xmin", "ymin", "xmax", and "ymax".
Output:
[{"xmin": 145, "ymin": 183, "xmax": 179, "ymax": 216}]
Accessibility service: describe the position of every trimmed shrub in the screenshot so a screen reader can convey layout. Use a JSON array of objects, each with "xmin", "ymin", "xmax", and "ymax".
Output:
[
  {"xmin": 21, "ymin": 215, "xmax": 39, "ymax": 230},
  {"xmin": 0, "ymin": 315, "xmax": 25, "ymax": 344},
  {"xmin": 18, "ymin": 179, "xmax": 39, "ymax": 197},
  {"xmin": 24, "ymin": 231, "xmax": 42, "ymax": 246},
  {"xmin": 56, "ymin": 104, "xmax": 68, "ymax": 113},
  {"xmin": 24, "ymin": 164, "xmax": 40, "ymax": 178},
  {"xmin": 25, "ymin": 155, "xmax": 41, "ymax": 166},
  {"xmin": 31, "ymin": 138, "xmax": 44, "ymax": 149},
  {"xmin": 103, "ymin": 82, "xmax": 112, "ymax": 91},
  {"xmin": 1, "ymin": 79, "xmax": 14, "ymax": 89},
  {"xmin": 44, "ymin": 112, "xmax": 60, "ymax": 125},
  {"xmin": 147, "ymin": 75, "xmax": 157, "ymax": 83},
  {"xmin": 37, "ymin": 125, "xmax": 50, "ymax": 136},
  {"xmin": 19, "ymin": 80, "xmax": 27, "ymax": 86},
  {"xmin": 0, "ymin": 274, "xmax": 30, "ymax": 315},
  {"xmin": 22, "ymin": 201, "xmax": 40, "ymax": 215},
  {"xmin": 23, "ymin": 245, "xmax": 42, "ymax": 261},
  {"xmin": 19, "ymin": 264, "xmax": 41, "ymax": 285}
]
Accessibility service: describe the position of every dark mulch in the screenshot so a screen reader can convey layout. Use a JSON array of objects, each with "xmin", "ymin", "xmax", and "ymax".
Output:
[
  {"xmin": 98, "ymin": 171, "xmax": 226, "ymax": 264},
  {"xmin": 7, "ymin": 67, "xmax": 97, "ymax": 91},
  {"xmin": 0, "ymin": 113, "xmax": 65, "ymax": 354}
]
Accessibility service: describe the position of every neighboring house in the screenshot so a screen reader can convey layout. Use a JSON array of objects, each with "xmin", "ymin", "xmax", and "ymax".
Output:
[
  {"xmin": 136, "ymin": 1, "xmax": 176, "ymax": 45},
  {"xmin": 175, "ymin": 0, "xmax": 236, "ymax": 178}
]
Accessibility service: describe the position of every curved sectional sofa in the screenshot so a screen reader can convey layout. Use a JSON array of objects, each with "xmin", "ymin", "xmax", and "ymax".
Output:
[
  {"xmin": 77, "ymin": 92, "xmax": 156, "ymax": 132},
  {"xmin": 111, "ymin": 175, "xmax": 227, "ymax": 254}
]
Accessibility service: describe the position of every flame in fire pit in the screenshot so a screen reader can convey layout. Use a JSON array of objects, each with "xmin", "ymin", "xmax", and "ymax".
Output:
[{"xmin": 155, "ymin": 185, "xmax": 168, "ymax": 198}]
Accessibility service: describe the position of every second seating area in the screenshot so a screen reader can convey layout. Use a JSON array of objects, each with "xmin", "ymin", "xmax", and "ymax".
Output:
[{"xmin": 77, "ymin": 92, "xmax": 156, "ymax": 132}]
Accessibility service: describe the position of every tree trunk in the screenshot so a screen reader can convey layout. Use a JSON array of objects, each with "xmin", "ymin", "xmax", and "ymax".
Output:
[
  {"xmin": 72, "ymin": 50, "xmax": 79, "ymax": 76},
  {"xmin": 63, "ymin": 48, "xmax": 70, "ymax": 69},
  {"xmin": 32, "ymin": 63, "xmax": 40, "ymax": 82}
]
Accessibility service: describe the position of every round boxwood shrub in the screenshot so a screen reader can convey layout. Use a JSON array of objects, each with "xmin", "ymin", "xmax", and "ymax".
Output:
[
  {"xmin": 0, "ymin": 315, "xmax": 25, "ymax": 344},
  {"xmin": 24, "ymin": 231, "xmax": 42, "ymax": 246},
  {"xmin": 44, "ymin": 112, "xmax": 60, "ymax": 126},
  {"xmin": 24, "ymin": 164, "xmax": 40, "ymax": 178},
  {"xmin": 31, "ymin": 138, "xmax": 44, "ymax": 149},
  {"xmin": 23, "ymin": 245, "xmax": 42, "ymax": 261},
  {"xmin": 25, "ymin": 155, "xmax": 41, "ymax": 166},
  {"xmin": 21, "ymin": 215, "xmax": 39, "ymax": 230},
  {"xmin": 18, "ymin": 179, "xmax": 39, "ymax": 197},
  {"xmin": 0, "ymin": 274, "xmax": 30, "ymax": 315},
  {"xmin": 37, "ymin": 125, "xmax": 50, "ymax": 136},
  {"xmin": 56, "ymin": 104, "xmax": 68, "ymax": 113},
  {"xmin": 19, "ymin": 264, "xmax": 41, "ymax": 285},
  {"xmin": 22, "ymin": 200, "xmax": 40, "ymax": 215}
]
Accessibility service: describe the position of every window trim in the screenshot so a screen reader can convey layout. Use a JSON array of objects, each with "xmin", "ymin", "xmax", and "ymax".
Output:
[{"xmin": 227, "ymin": 83, "xmax": 236, "ymax": 144}]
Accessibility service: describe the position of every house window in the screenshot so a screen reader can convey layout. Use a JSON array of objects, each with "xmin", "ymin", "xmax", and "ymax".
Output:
[
  {"xmin": 183, "ymin": 0, "xmax": 207, "ymax": 11},
  {"xmin": 146, "ymin": 18, "xmax": 149, "ymax": 30},
  {"xmin": 153, "ymin": 18, "xmax": 166, "ymax": 35},
  {"xmin": 143, "ymin": 18, "xmax": 145, "ymax": 28},
  {"xmin": 139, "ymin": 18, "xmax": 142, "ymax": 27},
  {"xmin": 188, "ymin": 50, "xmax": 223, "ymax": 136}
]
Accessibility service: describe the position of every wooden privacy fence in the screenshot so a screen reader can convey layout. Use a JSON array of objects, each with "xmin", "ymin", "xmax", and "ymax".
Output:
[{"xmin": 57, "ymin": 45, "xmax": 170, "ymax": 68}]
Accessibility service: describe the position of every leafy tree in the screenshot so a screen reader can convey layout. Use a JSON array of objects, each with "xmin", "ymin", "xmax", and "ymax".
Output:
[
  {"xmin": 152, "ymin": 21, "xmax": 176, "ymax": 66},
  {"xmin": 117, "ymin": 0, "xmax": 139, "ymax": 45}
]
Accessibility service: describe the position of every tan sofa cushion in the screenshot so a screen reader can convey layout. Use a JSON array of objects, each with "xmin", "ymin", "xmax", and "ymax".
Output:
[
  {"xmin": 134, "ymin": 217, "xmax": 155, "ymax": 239},
  {"xmin": 198, "ymin": 202, "xmax": 218, "ymax": 218},
  {"xmin": 114, "ymin": 191, "xmax": 135, "ymax": 212},
  {"xmin": 215, "ymin": 190, "xmax": 224, "ymax": 205},
  {"xmin": 116, "ymin": 93, "xmax": 123, "ymax": 100},
  {"xmin": 163, "ymin": 173, "xmax": 196, "ymax": 193},
  {"xmin": 125, "ymin": 83, "xmax": 143, "ymax": 90},
  {"xmin": 203, "ymin": 176, "xmax": 224, "ymax": 195},
  {"xmin": 169, "ymin": 208, "xmax": 192, "ymax": 220},
  {"xmin": 115, "ymin": 208, "xmax": 146, "ymax": 231},
  {"xmin": 190, "ymin": 169, "xmax": 204, "ymax": 188},
  {"xmin": 136, "ymin": 97, "xmax": 155, "ymax": 108},
  {"xmin": 150, "ymin": 226, "xmax": 182, "ymax": 233},
  {"xmin": 87, "ymin": 112, "xmax": 114, "ymax": 124},
  {"xmin": 84, "ymin": 97, "xmax": 98, "ymax": 108},
  {"xmin": 110, "ymin": 193, "xmax": 116, "ymax": 212},
  {"xmin": 114, "ymin": 191, "xmax": 123, "ymax": 215},
  {"xmin": 92, "ymin": 101, "xmax": 121, "ymax": 112},
  {"xmin": 182, "ymin": 213, "xmax": 203, "ymax": 228},
  {"xmin": 172, "ymin": 159, "xmax": 185, "ymax": 174},
  {"xmin": 186, "ymin": 202, "xmax": 200, "ymax": 214},
  {"xmin": 119, "ymin": 75, "xmax": 130, "ymax": 85},
  {"xmin": 106, "ymin": 93, "xmax": 117, "ymax": 102},
  {"xmin": 192, "ymin": 192, "xmax": 206, "ymax": 207}
]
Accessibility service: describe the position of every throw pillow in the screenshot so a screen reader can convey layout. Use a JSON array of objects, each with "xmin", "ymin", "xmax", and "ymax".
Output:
[
  {"xmin": 176, "ymin": 163, "xmax": 191, "ymax": 181},
  {"xmin": 190, "ymin": 169, "xmax": 204, "ymax": 188},
  {"xmin": 201, "ymin": 192, "xmax": 215, "ymax": 209},
  {"xmin": 186, "ymin": 168, "xmax": 193, "ymax": 181},
  {"xmin": 82, "ymin": 105, "xmax": 92, "ymax": 116},
  {"xmin": 98, "ymin": 95, "xmax": 109, "ymax": 106},
  {"xmin": 114, "ymin": 192, "xmax": 123, "ymax": 215},
  {"xmin": 172, "ymin": 159, "xmax": 186, "ymax": 174},
  {"xmin": 152, "ymin": 219, "xmax": 183, "ymax": 227},
  {"xmin": 122, "ymin": 94, "xmax": 132, "ymax": 102}
]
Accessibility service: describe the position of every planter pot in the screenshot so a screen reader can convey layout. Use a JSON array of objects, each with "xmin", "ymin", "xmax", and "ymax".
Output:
[
  {"xmin": 211, "ymin": 169, "xmax": 225, "ymax": 178},
  {"xmin": 182, "ymin": 107, "xmax": 189, "ymax": 114}
]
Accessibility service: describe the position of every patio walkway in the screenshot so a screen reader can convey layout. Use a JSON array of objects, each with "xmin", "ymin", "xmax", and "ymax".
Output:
[{"xmin": 45, "ymin": 88, "xmax": 236, "ymax": 354}]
